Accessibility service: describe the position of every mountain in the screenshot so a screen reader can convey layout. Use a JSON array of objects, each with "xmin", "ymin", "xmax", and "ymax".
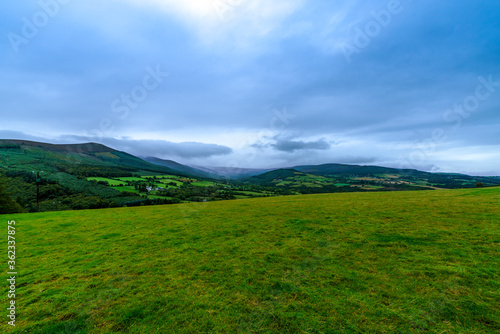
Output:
[
  {"xmin": 241, "ymin": 169, "xmax": 304, "ymax": 185},
  {"xmin": 143, "ymin": 157, "xmax": 222, "ymax": 179},
  {"xmin": 192, "ymin": 166, "xmax": 272, "ymax": 179},
  {"xmin": 292, "ymin": 163, "xmax": 401, "ymax": 176},
  {"xmin": 243, "ymin": 163, "xmax": 500, "ymax": 191},
  {"xmin": 0, "ymin": 139, "xmax": 114, "ymax": 153},
  {"xmin": 0, "ymin": 139, "xmax": 183, "ymax": 176},
  {"xmin": 143, "ymin": 157, "xmax": 270, "ymax": 180},
  {"xmin": 291, "ymin": 163, "xmax": 447, "ymax": 179},
  {"xmin": 291, "ymin": 163, "xmax": 500, "ymax": 187}
]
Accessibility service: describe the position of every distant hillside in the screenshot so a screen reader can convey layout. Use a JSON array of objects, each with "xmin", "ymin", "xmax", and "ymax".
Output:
[
  {"xmin": 244, "ymin": 164, "xmax": 500, "ymax": 191},
  {"xmin": 293, "ymin": 163, "xmax": 400, "ymax": 176},
  {"xmin": 291, "ymin": 163, "xmax": 500, "ymax": 188},
  {"xmin": 193, "ymin": 166, "xmax": 272, "ymax": 179},
  {"xmin": 243, "ymin": 169, "xmax": 305, "ymax": 185},
  {"xmin": 292, "ymin": 163, "xmax": 438, "ymax": 178},
  {"xmin": 143, "ymin": 157, "xmax": 222, "ymax": 179}
]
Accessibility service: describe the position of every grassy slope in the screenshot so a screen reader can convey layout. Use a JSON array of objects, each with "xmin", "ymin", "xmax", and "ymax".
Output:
[
  {"xmin": 0, "ymin": 143, "xmax": 181, "ymax": 176},
  {"xmin": 2, "ymin": 188, "xmax": 500, "ymax": 333}
]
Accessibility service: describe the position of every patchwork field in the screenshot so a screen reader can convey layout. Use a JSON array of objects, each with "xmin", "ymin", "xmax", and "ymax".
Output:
[
  {"xmin": 86, "ymin": 174, "xmax": 270, "ymax": 201},
  {"xmin": 1, "ymin": 187, "xmax": 499, "ymax": 333},
  {"xmin": 86, "ymin": 177, "xmax": 126, "ymax": 186}
]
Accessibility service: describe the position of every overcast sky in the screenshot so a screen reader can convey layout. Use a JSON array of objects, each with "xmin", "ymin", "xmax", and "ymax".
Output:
[{"xmin": 1, "ymin": 0, "xmax": 499, "ymax": 175}]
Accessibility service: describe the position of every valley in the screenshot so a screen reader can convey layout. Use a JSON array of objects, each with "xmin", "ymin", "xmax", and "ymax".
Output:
[{"xmin": 2, "ymin": 139, "xmax": 500, "ymax": 213}]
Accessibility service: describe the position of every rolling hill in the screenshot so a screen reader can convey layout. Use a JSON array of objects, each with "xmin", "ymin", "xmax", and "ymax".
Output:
[
  {"xmin": 241, "ymin": 168, "xmax": 302, "ymax": 184},
  {"xmin": 242, "ymin": 163, "xmax": 500, "ymax": 191},
  {"xmin": 292, "ymin": 163, "xmax": 500, "ymax": 184},
  {"xmin": 189, "ymin": 165, "xmax": 272, "ymax": 179},
  {"xmin": 293, "ymin": 163, "xmax": 398, "ymax": 176},
  {"xmin": 143, "ymin": 157, "xmax": 222, "ymax": 180}
]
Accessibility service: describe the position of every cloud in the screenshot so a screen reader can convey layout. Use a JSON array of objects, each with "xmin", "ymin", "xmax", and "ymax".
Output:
[
  {"xmin": 63, "ymin": 136, "xmax": 234, "ymax": 159},
  {"xmin": 0, "ymin": 131, "xmax": 232, "ymax": 160},
  {"xmin": 272, "ymin": 138, "xmax": 331, "ymax": 153},
  {"xmin": 328, "ymin": 156, "xmax": 377, "ymax": 165},
  {"xmin": 1, "ymin": 1, "xmax": 500, "ymax": 174},
  {"xmin": 0, "ymin": 131, "xmax": 51, "ymax": 143},
  {"xmin": 122, "ymin": 0, "xmax": 304, "ymax": 47}
]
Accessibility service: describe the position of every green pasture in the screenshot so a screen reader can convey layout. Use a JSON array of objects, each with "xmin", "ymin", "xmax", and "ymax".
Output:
[
  {"xmin": 86, "ymin": 177, "xmax": 126, "ymax": 186},
  {"xmin": 2, "ymin": 187, "xmax": 499, "ymax": 333}
]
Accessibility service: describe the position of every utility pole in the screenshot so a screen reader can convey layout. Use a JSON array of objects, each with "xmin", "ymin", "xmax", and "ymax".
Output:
[{"xmin": 36, "ymin": 172, "xmax": 40, "ymax": 212}]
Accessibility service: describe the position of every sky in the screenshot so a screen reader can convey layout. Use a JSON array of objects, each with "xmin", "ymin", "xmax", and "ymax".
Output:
[{"xmin": 1, "ymin": 0, "xmax": 499, "ymax": 175}]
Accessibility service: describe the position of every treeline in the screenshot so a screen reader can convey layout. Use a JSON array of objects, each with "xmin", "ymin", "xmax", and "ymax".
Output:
[
  {"xmin": 400, "ymin": 174, "xmax": 500, "ymax": 189},
  {"xmin": 0, "ymin": 143, "xmax": 21, "ymax": 150},
  {"xmin": 1, "ymin": 170, "xmax": 144, "ymax": 213},
  {"xmin": 157, "ymin": 184, "xmax": 236, "ymax": 201},
  {"xmin": 230, "ymin": 184, "xmax": 294, "ymax": 196},
  {"xmin": 55, "ymin": 164, "xmax": 136, "ymax": 178},
  {"xmin": 2, "ymin": 169, "xmax": 223, "ymax": 213}
]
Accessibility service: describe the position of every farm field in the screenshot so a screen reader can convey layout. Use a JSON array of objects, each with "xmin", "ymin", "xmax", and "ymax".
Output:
[
  {"xmin": 86, "ymin": 174, "xmax": 271, "ymax": 201},
  {"xmin": 114, "ymin": 177, "xmax": 147, "ymax": 182},
  {"xmin": 89, "ymin": 174, "xmax": 218, "ymax": 189},
  {"xmin": 87, "ymin": 177, "xmax": 126, "ymax": 186},
  {"xmin": 2, "ymin": 187, "xmax": 499, "ymax": 333}
]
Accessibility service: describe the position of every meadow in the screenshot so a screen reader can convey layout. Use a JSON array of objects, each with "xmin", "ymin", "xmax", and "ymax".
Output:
[
  {"xmin": 1, "ymin": 187, "xmax": 499, "ymax": 333},
  {"xmin": 86, "ymin": 178, "xmax": 126, "ymax": 186},
  {"xmin": 86, "ymin": 174, "xmax": 269, "ymax": 201}
]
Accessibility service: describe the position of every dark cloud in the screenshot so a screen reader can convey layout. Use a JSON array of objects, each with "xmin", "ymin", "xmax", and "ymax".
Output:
[
  {"xmin": 272, "ymin": 138, "xmax": 331, "ymax": 153},
  {"xmin": 0, "ymin": 131, "xmax": 232, "ymax": 160},
  {"xmin": 329, "ymin": 156, "xmax": 378, "ymax": 165},
  {"xmin": 63, "ymin": 136, "xmax": 233, "ymax": 159}
]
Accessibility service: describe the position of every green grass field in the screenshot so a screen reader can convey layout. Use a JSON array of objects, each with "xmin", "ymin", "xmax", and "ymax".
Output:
[
  {"xmin": 237, "ymin": 191, "xmax": 269, "ymax": 196},
  {"xmin": 115, "ymin": 177, "xmax": 147, "ymax": 182},
  {"xmin": 86, "ymin": 177, "xmax": 126, "ymax": 186},
  {"xmin": 191, "ymin": 181, "xmax": 217, "ymax": 187},
  {"xmin": 114, "ymin": 186, "xmax": 138, "ymax": 193},
  {"xmin": 2, "ymin": 187, "xmax": 499, "ymax": 333},
  {"xmin": 274, "ymin": 173, "xmax": 334, "ymax": 188},
  {"xmin": 157, "ymin": 179, "xmax": 183, "ymax": 187}
]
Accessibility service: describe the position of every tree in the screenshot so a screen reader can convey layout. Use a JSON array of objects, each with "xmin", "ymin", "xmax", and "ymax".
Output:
[{"xmin": 0, "ymin": 176, "xmax": 23, "ymax": 214}]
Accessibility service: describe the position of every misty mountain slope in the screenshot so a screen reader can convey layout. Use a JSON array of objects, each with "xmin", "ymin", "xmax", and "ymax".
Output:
[
  {"xmin": 143, "ymin": 157, "xmax": 222, "ymax": 179},
  {"xmin": 193, "ymin": 166, "xmax": 273, "ymax": 179},
  {"xmin": 293, "ymin": 163, "xmax": 406, "ymax": 176}
]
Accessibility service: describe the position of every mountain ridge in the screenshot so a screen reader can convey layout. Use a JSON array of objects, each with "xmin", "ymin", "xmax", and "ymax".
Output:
[
  {"xmin": 2, "ymin": 139, "xmax": 499, "ymax": 183},
  {"xmin": 2, "ymin": 139, "xmax": 500, "ymax": 213},
  {"xmin": 142, "ymin": 157, "xmax": 222, "ymax": 179},
  {"xmin": 0, "ymin": 139, "xmax": 114, "ymax": 153}
]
